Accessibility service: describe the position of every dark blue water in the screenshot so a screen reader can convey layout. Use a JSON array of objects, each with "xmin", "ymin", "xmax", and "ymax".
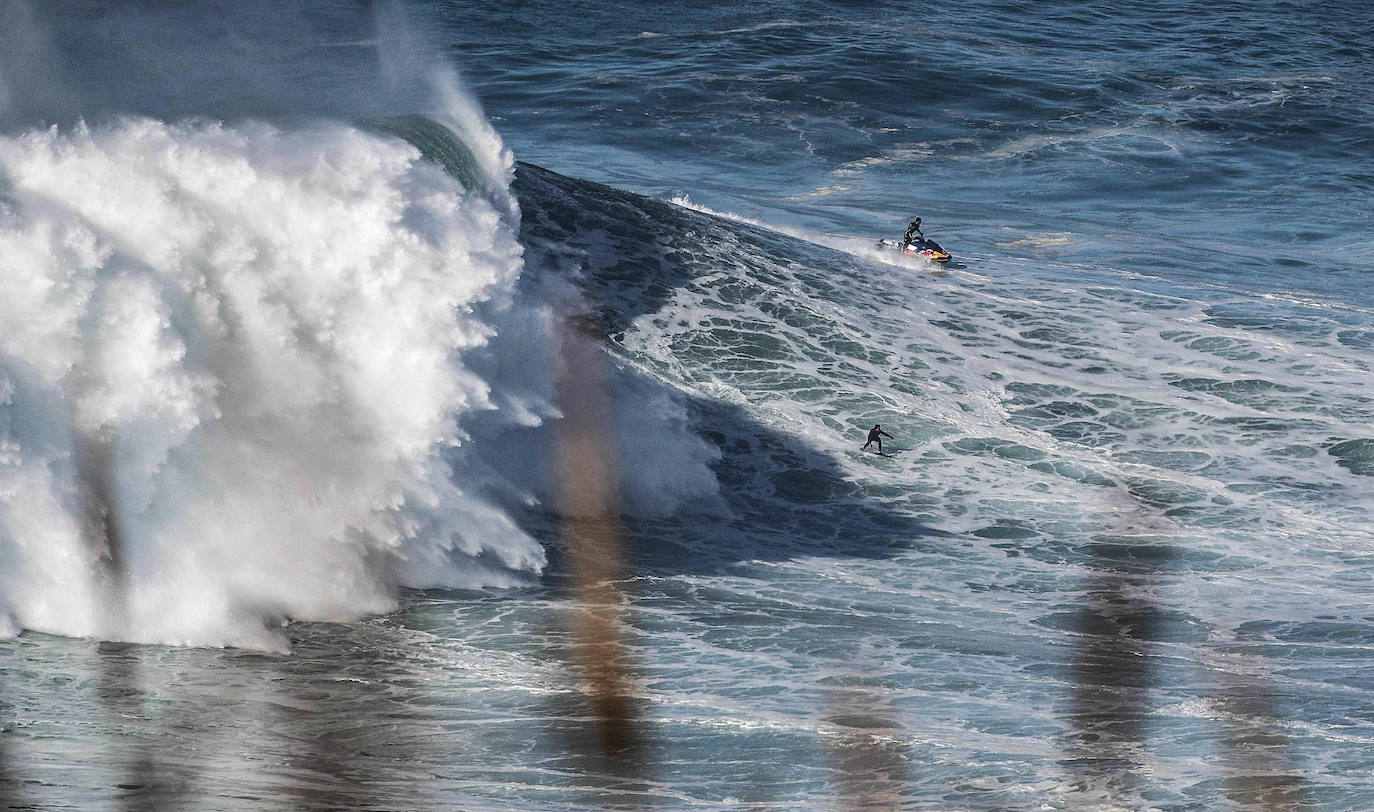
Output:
[{"xmin": 447, "ymin": 0, "xmax": 1373, "ymax": 303}]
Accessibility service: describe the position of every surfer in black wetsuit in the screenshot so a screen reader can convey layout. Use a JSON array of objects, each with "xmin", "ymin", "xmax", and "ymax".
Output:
[
  {"xmin": 862, "ymin": 424, "xmax": 893, "ymax": 453},
  {"xmin": 902, "ymin": 218, "xmax": 924, "ymax": 247}
]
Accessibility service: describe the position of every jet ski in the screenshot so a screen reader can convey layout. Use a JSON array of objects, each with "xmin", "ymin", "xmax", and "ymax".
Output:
[{"xmin": 877, "ymin": 237, "xmax": 951, "ymax": 263}]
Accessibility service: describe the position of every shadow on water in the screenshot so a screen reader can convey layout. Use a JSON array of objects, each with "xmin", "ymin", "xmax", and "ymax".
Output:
[
  {"xmin": 76, "ymin": 431, "xmax": 197, "ymax": 811},
  {"xmin": 94, "ymin": 642, "xmax": 199, "ymax": 812},
  {"xmin": 541, "ymin": 319, "xmax": 654, "ymax": 808},
  {"xmin": 537, "ymin": 689, "xmax": 657, "ymax": 811},
  {"xmin": 515, "ymin": 161, "xmax": 948, "ymax": 579},
  {"xmin": 505, "ymin": 149, "xmax": 1329, "ymax": 804},
  {"xmin": 639, "ymin": 394, "xmax": 948, "ymax": 577},
  {"xmin": 29, "ymin": 342, "xmax": 433, "ymax": 809}
]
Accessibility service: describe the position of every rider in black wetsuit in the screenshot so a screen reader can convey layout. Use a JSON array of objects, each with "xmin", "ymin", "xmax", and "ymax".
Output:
[
  {"xmin": 902, "ymin": 218, "xmax": 924, "ymax": 248},
  {"xmin": 862, "ymin": 424, "xmax": 893, "ymax": 453}
]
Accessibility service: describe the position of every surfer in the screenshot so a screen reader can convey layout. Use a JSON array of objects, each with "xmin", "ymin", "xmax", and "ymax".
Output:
[
  {"xmin": 902, "ymin": 218, "xmax": 924, "ymax": 247},
  {"xmin": 861, "ymin": 424, "xmax": 893, "ymax": 453}
]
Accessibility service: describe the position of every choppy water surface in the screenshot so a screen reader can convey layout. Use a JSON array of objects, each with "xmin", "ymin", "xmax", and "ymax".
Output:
[{"xmin": 2, "ymin": 0, "xmax": 1371, "ymax": 809}]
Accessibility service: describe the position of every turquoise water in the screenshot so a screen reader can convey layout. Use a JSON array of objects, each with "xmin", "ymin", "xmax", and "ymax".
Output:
[{"xmin": 1, "ymin": 1, "xmax": 1371, "ymax": 809}]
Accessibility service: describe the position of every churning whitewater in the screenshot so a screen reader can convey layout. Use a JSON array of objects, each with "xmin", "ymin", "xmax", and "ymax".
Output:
[
  {"xmin": 0, "ymin": 116, "xmax": 537, "ymax": 646},
  {"xmin": 0, "ymin": 116, "xmax": 720, "ymax": 648}
]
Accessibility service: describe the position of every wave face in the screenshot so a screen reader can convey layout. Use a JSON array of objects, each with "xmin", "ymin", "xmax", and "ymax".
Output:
[{"xmin": 506, "ymin": 160, "xmax": 1374, "ymax": 808}]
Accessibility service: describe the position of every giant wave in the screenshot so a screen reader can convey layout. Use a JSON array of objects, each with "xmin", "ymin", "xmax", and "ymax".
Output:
[{"xmin": 0, "ymin": 2, "xmax": 721, "ymax": 649}]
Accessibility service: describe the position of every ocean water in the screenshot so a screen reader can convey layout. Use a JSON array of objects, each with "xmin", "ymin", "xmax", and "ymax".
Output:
[{"xmin": 1, "ymin": 1, "xmax": 1371, "ymax": 809}]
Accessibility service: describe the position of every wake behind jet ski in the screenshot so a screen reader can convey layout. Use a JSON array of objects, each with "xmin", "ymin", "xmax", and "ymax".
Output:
[{"xmin": 877, "ymin": 217, "xmax": 951, "ymax": 263}]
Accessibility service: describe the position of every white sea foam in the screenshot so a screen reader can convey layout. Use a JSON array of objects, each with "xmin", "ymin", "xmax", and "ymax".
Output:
[
  {"xmin": 0, "ymin": 117, "xmax": 541, "ymax": 647},
  {"xmin": 668, "ymin": 193, "xmax": 941, "ymax": 272},
  {"xmin": 632, "ymin": 200, "xmax": 1374, "ymax": 580},
  {"xmin": 0, "ymin": 112, "xmax": 727, "ymax": 648}
]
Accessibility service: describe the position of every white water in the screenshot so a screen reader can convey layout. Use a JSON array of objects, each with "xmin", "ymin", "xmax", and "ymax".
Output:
[
  {"xmin": 0, "ymin": 117, "xmax": 537, "ymax": 648},
  {"xmin": 0, "ymin": 107, "xmax": 731, "ymax": 648},
  {"xmin": 0, "ymin": 0, "xmax": 730, "ymax": 650}
]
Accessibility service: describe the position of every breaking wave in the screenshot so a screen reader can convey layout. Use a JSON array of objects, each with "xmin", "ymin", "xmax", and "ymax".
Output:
[{"xmin": 0, "ymin": 2, "xmax": 721, "ymax": 649}]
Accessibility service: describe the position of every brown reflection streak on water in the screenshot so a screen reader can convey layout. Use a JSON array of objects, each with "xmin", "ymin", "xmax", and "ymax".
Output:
[
  {"xmin": 73, "ymin": 422, "xmax": 195, "ymax": 810},
  {"xmin": 825, "ymin": 678, "xmax": 912, "ymax": 812},
  {"xmin": 1207, "ymin": 653, "xmax": 1312, "ymax": 811},
  {"xmin": 72, "ymin": 429, "xmax": 127, "ymax": 640},
  {"xmin": 67, "ymin": 288, "xmax": 211, "ymax": 812},
  {"xmin": 1059, "ymin": 477, "xmax": 1177, "ymax": 805},
  {"xmin": 1062, "ymin": 563, "xmax": 1157, "ymax": 797},
  {"xmin": 257, "ymin": 628, "xmax": 440, "ymax": 812},
  {"xmin": 553, "ymin": 315, "xmax": 648, "ymax": 780},
  {"xmin": 1062, "ymin": 485, "xmax": 1308, "ymax": 809},
  {"xmin": 0, "ymin": 703, "xmax": 19, "ymax": 809}
]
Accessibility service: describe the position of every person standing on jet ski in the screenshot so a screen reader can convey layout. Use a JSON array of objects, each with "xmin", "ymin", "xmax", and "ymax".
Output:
[{"xmin": 902, "ymin": 218, "xmax": 924, "ymax": 248}]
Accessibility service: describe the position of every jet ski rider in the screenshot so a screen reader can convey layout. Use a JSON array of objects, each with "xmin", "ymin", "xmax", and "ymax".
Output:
[{"xmin": 902, "ymin": 218, "xmax": 924, "ymax": 247}]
